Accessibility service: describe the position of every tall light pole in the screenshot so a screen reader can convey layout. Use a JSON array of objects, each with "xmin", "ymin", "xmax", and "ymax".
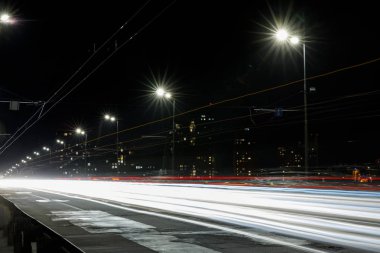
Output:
[
  {"xmin": 55, "ymin": 139, "xmax": 66, "ymax": 165},
  {"xmin": 43, "ymin": 146, "xmax": 52, "ymax": 163},
  {"xmin": 75, "ymin": 128, "xmax": 88, "ymax": 175},
  {"xmin": 302, "ymin": 42, "xmax": 309, "ymax": 174},
  {"xmin": 275, "ymin": 28, "xmax": 309, "ymax": 175},
  {"xmin": 104, "ymin": 114, "xmax": 119, "ymax": 163},
  {"xmin": 56, "ymin": 139, "xmax": 65, "ymax": 149},
  {"xmin": 155, "ymin": 88, "xmax": 176, "ymax": 175}
]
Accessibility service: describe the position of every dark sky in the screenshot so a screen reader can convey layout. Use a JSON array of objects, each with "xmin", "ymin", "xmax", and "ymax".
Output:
[{"xmin": 1, "ymin": 0, "xmax": 380, "ymax": 169}]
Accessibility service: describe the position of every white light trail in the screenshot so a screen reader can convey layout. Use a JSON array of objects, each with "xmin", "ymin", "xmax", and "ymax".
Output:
[{"xmin": 1, "ymin": 179, "xmax": 379, "ymax": 252}]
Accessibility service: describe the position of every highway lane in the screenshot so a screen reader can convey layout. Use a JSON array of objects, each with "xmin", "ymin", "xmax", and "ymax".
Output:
[
  {"xmin": 0, "ymin": 179, "xmax": 379, "ymax": 253},
  {"xmin": 0, "ymin": 188, "xmax": 321, "ymax": 253}
]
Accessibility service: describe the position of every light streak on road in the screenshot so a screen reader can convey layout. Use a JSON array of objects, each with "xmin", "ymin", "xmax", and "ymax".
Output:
[
  {"xmin": 1, "ymin": 179, "xmax": 379, "ymax": 252},
  {"xmin": 50, "ymin": 210, "xmax": 220, "ymax": 253}
]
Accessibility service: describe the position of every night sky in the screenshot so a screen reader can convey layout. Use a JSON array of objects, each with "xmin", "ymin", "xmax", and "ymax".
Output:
[{"xmin": 1, "ymin": 1, "xmax": 380, "ymax": 170}]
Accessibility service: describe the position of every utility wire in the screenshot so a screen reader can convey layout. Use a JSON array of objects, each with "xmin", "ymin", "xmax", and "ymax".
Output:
[
  {"xmin": 14, "ymin": 107, "xmax": 380, "ymax": 171},
  {"xmin": 0, "ymin": 105, "xmax": 44, "ymax": 152},
  {"xmin": 0, "ymin": 0, "xmax": 175, "ymax": 156},
  {"xmin": 80, "ymin": 56, "xmax": 380, "ymax": 147},
  {"xmin": 5, "ymin": 52, "xmax": 380, "ymax": 167},
  {"xmin": 10, "ymin": 85, "xmax": 380, "ymax": 168},
  {"xmin": 0, "ymin": 0, "xmax": 154, "ymax": 155},
  {"xmin": 44, "ymin": 0, "xmax": 152, "ymax": 107}
]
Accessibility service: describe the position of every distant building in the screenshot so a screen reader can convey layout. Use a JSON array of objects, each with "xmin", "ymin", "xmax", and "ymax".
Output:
[
  {"xmin": 233, "ymin": 128, "xmax": 255, "ymax": 176},
  {"xmin": 309, "ymin": 133, "xmax": 319, "ymax": 168},
  {"xmin": 55, "ymin": 131, "xmax": 82, "ymax": 177},
  {"xmin": 176, "ymin": 114, "xmax": 217, "ymax": 176},
  {"xmin": 277, "ymin": 145, "xmax": 303, "ymax": 168}
]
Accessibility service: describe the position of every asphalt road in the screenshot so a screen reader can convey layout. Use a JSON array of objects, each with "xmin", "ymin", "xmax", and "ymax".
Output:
[{"xmin": 0, "ymin": 179, "xmax": 379, "ymax": 253}]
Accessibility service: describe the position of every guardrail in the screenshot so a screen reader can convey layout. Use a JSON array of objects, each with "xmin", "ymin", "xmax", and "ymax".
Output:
[{"xmin": 0, "ymin": 196, "xmax": 83, "ymax": 253}]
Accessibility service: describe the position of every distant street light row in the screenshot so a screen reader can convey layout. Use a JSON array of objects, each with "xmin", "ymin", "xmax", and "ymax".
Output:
[
  {"xmin": 4, "ymin": 113, "xmax": 121, "ymax": 174},
  {"xmin": 4, "ymin": 85, "xmax": 177, "ymax": 177}
]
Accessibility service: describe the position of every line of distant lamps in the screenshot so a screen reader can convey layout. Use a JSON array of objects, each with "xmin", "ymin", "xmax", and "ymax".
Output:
[
  {"xmin": 1, "ymin": 113, "xmax": 120, "ymax": 178},
  {"xmin": 2, "ymin": 85, "xmax": 175, "ymax": 178}
]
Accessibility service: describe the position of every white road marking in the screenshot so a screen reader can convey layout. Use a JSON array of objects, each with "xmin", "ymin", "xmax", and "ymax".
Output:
[
  {"xmin": 35, "ymin": 199, "xmax": 69, "ymax": 203},
  {"xmin": 30, "ymin": 193, "xmax": 85, "ymax": 211},
  {"xmin": 36, "ymin": 199, "xmax": 50, "ymax": 202},
  {"xmin": 50, "ymin": 210, "xmax": 220, "ymax": 253},
  {"xmin": 32, "ymin": 188, "xmax": 328, "ymax": 253},
  {"xmin": 26, "ymin": 191, "xmax": 220, "ymax": 252},
  {"xmin": 30, "ymin": 193, "xmax": 50, "ymax": 200}
]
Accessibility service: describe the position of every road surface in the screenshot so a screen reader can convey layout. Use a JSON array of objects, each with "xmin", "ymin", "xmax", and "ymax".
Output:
[{"xmin": 0, "ymin": 179, "xmax": 379, "ymax": 253}]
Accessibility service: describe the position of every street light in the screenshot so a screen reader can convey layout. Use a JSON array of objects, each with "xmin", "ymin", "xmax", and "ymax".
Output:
[
  {"xmin": 75, "ymin": 127, "xmax": 88, "ymax": 174},
  {"xmin": 274, "ymin": 28, "xmax": 309, "ymax": 175},
  {"xmin": 155, "ymin": 87, "xmax": 176, "ymax": 175},
  {"xmin": 0, "ymin": 13, "xmax": 15, "ymax": 24},
  {"xmin": 104, "ymin": 114, "xmax": 119, "ymax": 164},
  {"xmin": 75, "ymin": 128, "xmax": 87, "ymax": 148},
  {"xmin": 56, "ymin": 139, "xmax": 65, "ymax": 150},
  {"xmin": 43, "ymin": 146, "xmax": 52, "ymax": 163},
  {"xmin": 0, "ymin": 13, "xmax": 10, "ymax": 23}
]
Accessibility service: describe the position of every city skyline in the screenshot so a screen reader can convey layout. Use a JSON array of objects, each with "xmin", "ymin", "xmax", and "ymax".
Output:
[
  {"xmin": 1, "ymin": 1, "xmax": 380, "ymax": 173},
  {"xmin": 4, "ymin": 110, "xmax": 378, "ymax": 178}
]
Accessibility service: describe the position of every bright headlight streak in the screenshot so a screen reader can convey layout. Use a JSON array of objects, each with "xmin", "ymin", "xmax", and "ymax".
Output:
[
  {"xmin": 1, "ymin": 179, "xmax": 380, "ymax": 252},
  {"xmin": 98, "ymin": 192, "xmax": 380, "ymax": 250},
  {"xmin": 30, "ymin": 188, "xmax": 329, "ymax": 253},
  {"xmin": 2, "ymin": 180, "xmax": 379, "ymax": 218}
]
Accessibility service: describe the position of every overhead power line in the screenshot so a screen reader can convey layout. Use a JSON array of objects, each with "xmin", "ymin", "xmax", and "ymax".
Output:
[{"xmin": 0, "ymin": 0, "xmax": 176, "ymax": 156}]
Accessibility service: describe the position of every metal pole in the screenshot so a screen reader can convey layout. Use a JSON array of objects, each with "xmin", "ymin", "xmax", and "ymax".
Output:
[
  {"xmin": 84, "ymin": 134, "xmax": 88, "ymax": 175},
  {"xmin": 116, "ymin": 120, "xmax": 119, "ymax": 164},
  {"xmin": 172, "ymin": 99, "xmax": 175, "ymax": 176},
  {"xmin": 63, "ymin": 143, "xmax": 66, "ymax": 159},
  {"xmin": 303, "ymin": 43, "xmax": 309, "ymax": 175}
]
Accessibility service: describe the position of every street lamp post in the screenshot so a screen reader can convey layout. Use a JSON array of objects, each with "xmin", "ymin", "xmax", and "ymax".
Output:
[
  {"xmin": 275, "ymin": 28, "xmax": 309, "ymax": 175},
  {"xmin": 55, "ymin": 139, "xmax": 66, "ymax": 163},
  {"xmin": 302, "ymin": 43, "xmax": 309, "ymax": 174},
  {"xmin": 56, "ymin": 139, "xmax": 66, "ymax": 149},
  {"xmin": 75, "ymin": 128, "xmax": 88, "ymax": 175},
  {"xmin": 104, "ymin": 114, "xmax": 119, "ymax": 163},
  {"xmin": 168, "ymin": 98, "xmax": 176, "ymax": 176},
  {"xmin": 155, "ymin": 88, "xmax": 176, "ymax": 175},
  {"xmin": 45, "ymin": 147, "xmax": 51, "ymax": 164},
  {"xmin": 43, "ymin": 146, "xmax": 51, "ymax": 164}
]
